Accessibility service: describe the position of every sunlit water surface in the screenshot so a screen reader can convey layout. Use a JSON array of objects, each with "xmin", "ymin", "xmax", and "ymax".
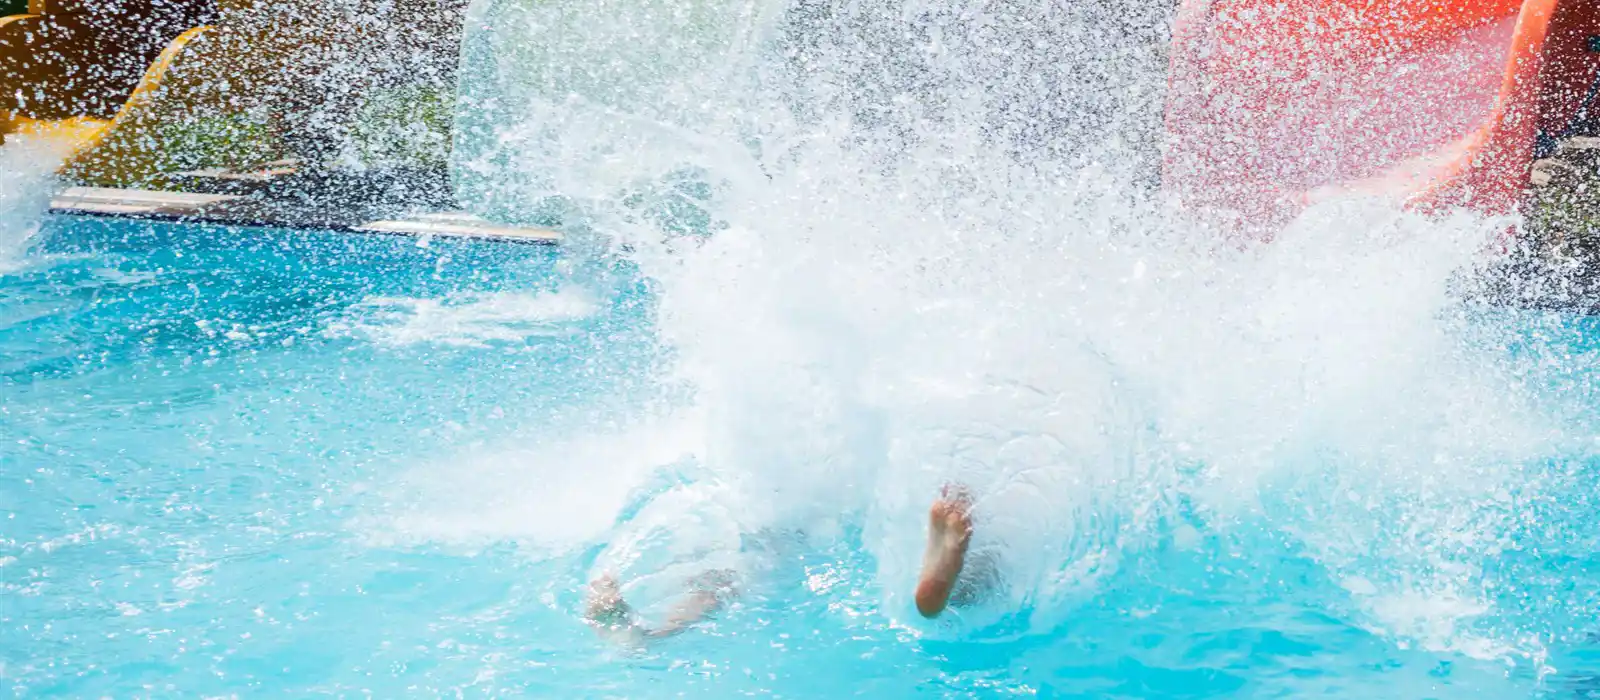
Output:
[{"xmin": 5, "ymin": 216, "xmax": 1600, "ymax": 697}]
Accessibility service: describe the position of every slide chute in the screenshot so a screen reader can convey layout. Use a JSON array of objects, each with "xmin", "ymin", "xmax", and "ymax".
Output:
[{"xmin": 1163, "ymin": 0, "xmax": 1600, "ymax": 236}]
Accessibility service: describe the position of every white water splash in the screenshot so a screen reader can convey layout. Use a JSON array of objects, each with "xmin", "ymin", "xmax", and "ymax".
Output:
[
  {"xmin": 0, "ymin": 132, "xmax": 73, "ymax": 272},
  {"xmin": 445, "ymin": 0, "xmax": 1587, "ymax": 659}
]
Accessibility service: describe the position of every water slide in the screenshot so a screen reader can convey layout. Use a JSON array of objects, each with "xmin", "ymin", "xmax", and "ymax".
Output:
[
  {"xmin": 5, "ymin": 0, "xmax": 468, "ymax": 188},
  {"xmin": 8, "ymin": 0, "xmax": 1597, "ymax": 238},
  {"xmin": 0, "ymin": 0, "xmax": 215, "ymax": 177},
  {"xmin": 1163, "ymin": 0, "xmax": 1600, "ymax": 236}
]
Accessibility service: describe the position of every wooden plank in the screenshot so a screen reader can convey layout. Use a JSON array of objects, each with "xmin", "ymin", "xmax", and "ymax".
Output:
[
  {"xmin": 52, "ymin": 186, "xmax": 240, "ymax": 208},
  {"xmin": 47, "ymin": 186, "xmax": 561, "ymax": 244},
  {"xmin": 354, "ymin": 216, "xmax": 562, "ymax": 242}
]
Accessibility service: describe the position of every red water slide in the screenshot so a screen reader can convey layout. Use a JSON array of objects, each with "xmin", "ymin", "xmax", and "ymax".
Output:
[{"xmin": 1162, "ymin": 0, "xmax": 1600, "ymax": 237}]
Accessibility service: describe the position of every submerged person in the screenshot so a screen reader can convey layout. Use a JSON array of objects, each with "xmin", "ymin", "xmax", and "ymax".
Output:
[
  {"xmin": 583, "ymin": 483, "xmax": 982, "ymax": 639},
  {"xmin": 584, "ymin": 569, "xmax": 739, "ymax": 644}
]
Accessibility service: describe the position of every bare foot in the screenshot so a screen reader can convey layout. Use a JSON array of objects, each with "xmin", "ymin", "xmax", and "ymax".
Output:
[{"xmin": 915, "ymin": 484, "xmax": 974, "ymax": 618}]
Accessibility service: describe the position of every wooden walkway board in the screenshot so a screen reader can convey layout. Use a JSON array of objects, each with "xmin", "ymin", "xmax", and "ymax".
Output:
[{"xmin": 48, "ymin": 186, "xmax": 562, "ymax": 244}]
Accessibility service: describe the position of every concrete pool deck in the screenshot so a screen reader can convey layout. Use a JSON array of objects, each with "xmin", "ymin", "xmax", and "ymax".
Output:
[{"xmin": 48, "ymin": 186, "xmax": 563, "ymax": 244}]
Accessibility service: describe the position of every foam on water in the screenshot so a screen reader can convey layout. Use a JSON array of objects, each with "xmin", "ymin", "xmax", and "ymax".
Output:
[
  {"xmin": 324, "ymin": 287, "xmax": 602, "ymax": 347},
  {"xmin": 442, "ymin": 0, "xmax": 1600, "ymax": 665},
  {"xmin": 364, "ymin": 413, "xmax": 705, "ymax": 552}
]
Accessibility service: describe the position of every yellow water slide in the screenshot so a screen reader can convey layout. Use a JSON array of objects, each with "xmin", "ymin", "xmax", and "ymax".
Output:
[
  {"xmin": 0, "ymin": 0, "xmax": 215, "ymax": 164},
  {"xmin": 3, "ymin": 0, "xmax": 468, "ymax": 187}
]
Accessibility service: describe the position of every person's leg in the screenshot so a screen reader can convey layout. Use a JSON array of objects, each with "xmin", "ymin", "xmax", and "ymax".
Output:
[
  {"xmin": 584, "ymin": 569, "xmax": 739, "ymax": 642},
  {"xmin": 915, "ymin": 484, "xmax": 974, "ymax": 618},
  {"xmin": 647, "ymin": 568, "xmax": 738, "ymax": 639}
]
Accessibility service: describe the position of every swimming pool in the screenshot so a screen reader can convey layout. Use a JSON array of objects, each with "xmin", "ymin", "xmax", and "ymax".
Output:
[{"xmin": 6, "ymin": 214, "xmax": 1600, "ymax": 698}]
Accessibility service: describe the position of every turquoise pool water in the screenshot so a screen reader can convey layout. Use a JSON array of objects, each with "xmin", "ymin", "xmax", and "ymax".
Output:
[{"xmin": 6, "ymin": 215, "xmax": 1600, "ymax": 698}]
